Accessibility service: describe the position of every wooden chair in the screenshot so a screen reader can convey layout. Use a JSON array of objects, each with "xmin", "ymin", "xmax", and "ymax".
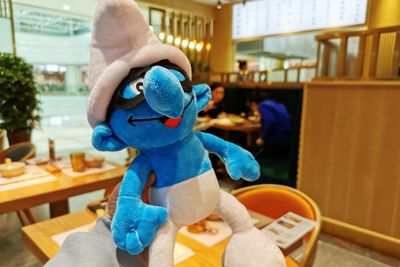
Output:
[
  {"xmin": 0, "ymin": 141, "xmax": 36, "ymax": 163},
  {"xmin": 232, "ymin": 184, "xmax": 321, "ymax": 267},
  {"xmin": 0, "ymin": 130, "xmax": 5, "ymax": 151},
  {"xmin": 0, "ymin": 142, "xmax": 37, "ymax": 225}
]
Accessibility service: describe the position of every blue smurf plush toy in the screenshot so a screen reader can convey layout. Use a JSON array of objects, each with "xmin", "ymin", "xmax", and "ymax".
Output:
[{"xmin": 87, "ymin": 0, "xmax": 285, "ymax": 266}]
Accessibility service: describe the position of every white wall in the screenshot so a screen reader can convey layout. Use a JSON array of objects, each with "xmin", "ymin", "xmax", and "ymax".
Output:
[
  {"xmin": 13, "ymin": 0, "xmax": 98, "ymax": 17},
  {"xmin": 0, "ymin": 18, "xmax": 13, "ymax": 53},
  {"xmin": 263, "ymin": 33, "xmax": 317, "ymax": 60},
  {"xmin": 16, "ymin": 32, "xmax": 91, "ymax": 65}
]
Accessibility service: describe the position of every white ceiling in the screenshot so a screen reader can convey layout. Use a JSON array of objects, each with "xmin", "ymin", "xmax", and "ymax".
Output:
[
  {"xmin": 12, "ymin": 0, "xmax": 231, "ymax": 18},
  {"xmin": 13, "ymin": 0, "xmax": 99, "ymax": 17}
]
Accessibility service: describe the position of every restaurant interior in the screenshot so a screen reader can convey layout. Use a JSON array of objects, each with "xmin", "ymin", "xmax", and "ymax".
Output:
[{"xmin": 0, "ymin": 0, "xmax": 399, "ymax": 266}]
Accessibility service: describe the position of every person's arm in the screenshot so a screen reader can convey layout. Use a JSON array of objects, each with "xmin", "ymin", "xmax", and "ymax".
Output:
[
  {"xmin": 46, "ymin": 171, "xmax": 157, "ymax": 267},
  {"xmin": 195, "ymin": 131, "xmax": 260, "ymax": 181},
  {"xmin": 45, "ymin": 216, "xmax": 148, "ymax": 267}
]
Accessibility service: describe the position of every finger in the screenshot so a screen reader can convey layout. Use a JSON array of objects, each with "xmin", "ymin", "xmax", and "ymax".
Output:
[{"xmin": 106, "ymin": 182, "xmax": 121, "ymax": 218}]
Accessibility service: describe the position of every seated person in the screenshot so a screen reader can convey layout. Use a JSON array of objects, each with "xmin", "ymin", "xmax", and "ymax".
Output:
[
  {"xmin": 238, "ymin": 60, "xmax": 249, "ymax": 82},
  {"xmin": 248, "ymin": 94, "xmax": 293, "ymax": 158},
  {"xmin": 198, "ymin": 82, "xmax": 226, "ymax": 118}
]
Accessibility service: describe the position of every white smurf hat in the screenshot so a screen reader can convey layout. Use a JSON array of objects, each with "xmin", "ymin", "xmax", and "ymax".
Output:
[{"xmin": 87, "ymin": 0, "xmax": 192, "ymax": 128}]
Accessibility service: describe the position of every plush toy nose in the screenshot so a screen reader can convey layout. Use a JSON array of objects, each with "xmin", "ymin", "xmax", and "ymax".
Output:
[{"xmin": 143, "ymin": 66, "xmax": 185, "ymax": 118}]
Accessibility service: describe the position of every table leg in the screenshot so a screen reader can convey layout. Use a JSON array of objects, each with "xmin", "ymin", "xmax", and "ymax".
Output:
[
  {"xmin": 246, "ymin": 132, "xmax": 252, "ymax": 147},
  {"xmin": 50, "ymin": 199, "xmax": 69, "ymax": 218},
  {"xmin": 224, "ymin": 130, "xmax": 229, "ymax": 140}
]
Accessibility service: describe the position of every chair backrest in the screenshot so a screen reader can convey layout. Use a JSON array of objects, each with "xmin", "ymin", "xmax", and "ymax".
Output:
[
  {"xmin": 0, "ymin": 142, "xmax": 36, "ymax": 163},
  {"xmin": 232, "ymin": 184, "xmax": 321, "ymax": 267},
  {"xmin": 0, "ymin": 130, "xmax": 5, "ymax": 151}
]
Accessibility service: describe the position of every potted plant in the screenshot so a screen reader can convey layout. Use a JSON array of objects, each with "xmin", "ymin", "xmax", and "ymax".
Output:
[{"xmin": 0, "ymin": 53, "xmax": 41, "ymax": 145}]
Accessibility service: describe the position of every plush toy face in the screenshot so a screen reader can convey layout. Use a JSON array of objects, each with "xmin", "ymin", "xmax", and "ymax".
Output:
[{"xmin": 108, "ymin": 64, "xmax": 198, "ymax": 150}]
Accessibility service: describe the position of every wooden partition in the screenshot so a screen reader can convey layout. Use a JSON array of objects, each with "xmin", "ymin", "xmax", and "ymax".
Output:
[
  {"xmin": 298, "ymin": 80, "xmax": 400, "ymax": 256},
  {"xmin": 194, "ymin": 65, "xmax": 316, "ymax": 84},
  {"xmin": 315, "ymin": 26, "xmax": 400, "ymax": 80}
]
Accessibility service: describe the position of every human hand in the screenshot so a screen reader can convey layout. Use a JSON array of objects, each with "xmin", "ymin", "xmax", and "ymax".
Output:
[
  {"xmin": 106, "ymin": 172, "xmax": 156, "ymax": 219},
  {"xmin": 204, "ymin": 100, "xmax": 215, "ymax": 111}
]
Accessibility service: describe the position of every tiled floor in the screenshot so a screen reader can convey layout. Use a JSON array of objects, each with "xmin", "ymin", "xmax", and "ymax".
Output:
[{"xmin": 0, "ymin": 95, "xmax": 399, "ymax": 266}]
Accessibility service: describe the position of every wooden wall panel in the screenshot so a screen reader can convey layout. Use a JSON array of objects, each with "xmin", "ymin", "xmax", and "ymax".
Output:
[{"xmin": 298, "ymin": 81, "xmax": 400, "ymax": 238}]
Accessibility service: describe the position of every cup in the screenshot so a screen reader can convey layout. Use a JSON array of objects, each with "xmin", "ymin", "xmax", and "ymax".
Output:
[{"xmin": 70, "ymin": 152, "xmax": 86, "ymax": 172}]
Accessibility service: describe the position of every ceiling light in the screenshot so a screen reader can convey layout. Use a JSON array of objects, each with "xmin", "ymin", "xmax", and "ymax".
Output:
[
  {"xmin": 196, "ymin": 42, "xmax": 203, "ymax": 52},
  {"xmin": 158, "ymin": 32, "xmax": 165, "ymax": 41},
  {"xmin": 174, "ymin": 36, "xmax": 182, "ymax": 46},
  {"xmin": 62, "ymin": 4, "xmax": 71, "ymax": 10},
  {"xmin": 182, "ymin": 39, "xmax": 189, "ymax": 48},
  {"xmin": 217, "ymin": 0, "xmax": 222, "ymax": 10},
  {"xmin": 206, "ymin": 43, "xmax": 212, "ymax": 51},
  {"xmin": 167, "ymin": 35, "xmax": 174, "ymax": 44},
  {"xmin": 188, "ymin": 41, "xmax": 196, "ymax": 50}
]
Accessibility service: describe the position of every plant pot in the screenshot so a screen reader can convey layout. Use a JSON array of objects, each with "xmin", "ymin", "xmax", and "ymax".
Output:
[{"xmin": 7, "ymin": 130, "xmax": 31, "ymax": 145}]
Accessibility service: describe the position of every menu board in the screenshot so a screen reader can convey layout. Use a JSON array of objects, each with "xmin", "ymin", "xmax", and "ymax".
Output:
[{"xmin": 232, "ymin": 0, "xmax": 368, "ymax": 40}]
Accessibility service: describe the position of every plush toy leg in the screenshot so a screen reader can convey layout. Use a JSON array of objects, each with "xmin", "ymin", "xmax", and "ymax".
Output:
[
  {"xmin": 148, "ymin": 220, "xmax": 178, "ymax": 267},
  {"xmin": 216, "ymin": 190, "xmax": 286, "ymax": 267}
]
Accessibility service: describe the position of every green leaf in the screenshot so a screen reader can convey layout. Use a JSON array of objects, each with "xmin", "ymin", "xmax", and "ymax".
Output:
[{"xmin": 0, "ymin": 53, "xmax": 41, "ymax": 132}]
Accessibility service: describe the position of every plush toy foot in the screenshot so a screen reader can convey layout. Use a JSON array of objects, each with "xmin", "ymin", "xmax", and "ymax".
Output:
[{"xmin": 223, "ymin": 227, "xmax": 285, "ymax": 267}]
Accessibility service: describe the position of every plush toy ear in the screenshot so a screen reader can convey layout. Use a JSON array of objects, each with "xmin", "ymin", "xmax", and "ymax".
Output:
[
  {"xmin": 193, "ymin": 84, "xmax": 211, "ymax": 112},
  {"xmin": 92, "ymin": 123, "xmax": 127, "ymax": 151}
]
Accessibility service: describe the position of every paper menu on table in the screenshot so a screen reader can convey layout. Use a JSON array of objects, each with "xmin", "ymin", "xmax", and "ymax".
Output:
[
  {"xmin": 0, "ymin": 164, "xmax": 51, "ymax": 185},
  {"xmin": 52, "ymin": 225, "xmax": 194, "ymax": 264},
  {"xmin": 52, "ymin": 224, "xmax": 92, "ymax": 246},
  {"xmin": 179, "ymin": 220, "xmax": 232, "ymax": 248},
  {"xmin": 261, "ymin": 212, "xmax": 315, "ymax": 249},
  {"xmin": 179, "ymin": 217, "xmax": 259, "ymax": 247},
  {"xmin": 173, "ymin": 242, "xmax": 195, "ymax": 264}
]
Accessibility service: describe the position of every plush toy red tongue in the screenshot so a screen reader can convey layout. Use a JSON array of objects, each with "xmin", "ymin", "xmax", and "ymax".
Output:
[{"xmin": 164, "ymin": 117, "xmax": 182, "ymax": 128}]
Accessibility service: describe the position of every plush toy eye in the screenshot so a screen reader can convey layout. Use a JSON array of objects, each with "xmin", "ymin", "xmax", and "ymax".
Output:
[
  {"xmin": 121, "ymin": 78, "xmax": 144, "ymax": 99},
  {"xmin": 136, "ymin": 81, "xmax": 144, "ymax": 92}
]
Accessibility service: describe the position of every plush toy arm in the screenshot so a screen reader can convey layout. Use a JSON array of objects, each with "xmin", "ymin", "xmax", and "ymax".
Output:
[
  {"xmin": 111, "ymin": 154, "xmax": 168, "ymax": 255},
  {"xmin": 195, "ymin": 131, "xmax": 260, "ymax": 181}
]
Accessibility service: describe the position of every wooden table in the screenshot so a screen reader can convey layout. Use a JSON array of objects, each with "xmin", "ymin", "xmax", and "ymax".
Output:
[
  {"xmin": 0, "ymin": 164, "xmax": 125, "ymax": 218},
  {"xmin": 194, "ymin": 118, "xmax": 261, "ymax": 147},
  {"xmin": 212, "ymin": 122, "xmax": 261, "ymax": 147},
  {"xmin": 22, "ymin": 209, "xmax": 273, "ymax": 266}
]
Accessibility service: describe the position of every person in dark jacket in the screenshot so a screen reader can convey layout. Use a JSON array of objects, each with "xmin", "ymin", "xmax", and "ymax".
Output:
[{"xmin": 248, "ymin": 94, "xmax": 293, "ymax": 158}]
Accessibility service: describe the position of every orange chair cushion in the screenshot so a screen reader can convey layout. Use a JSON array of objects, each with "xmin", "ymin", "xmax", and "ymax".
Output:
[
  {"xmin": 285, "ymin": 256, "xmax": 299, "ymax": 267},
  {"xmin": 236, "ymin": 188, "xmax": 315, "ymax": 220}
]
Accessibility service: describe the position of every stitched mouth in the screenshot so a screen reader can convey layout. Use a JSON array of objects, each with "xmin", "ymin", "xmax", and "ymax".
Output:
[{"xmin": 127, "ymin": 95, "xmax": 194, "ymax": 127}]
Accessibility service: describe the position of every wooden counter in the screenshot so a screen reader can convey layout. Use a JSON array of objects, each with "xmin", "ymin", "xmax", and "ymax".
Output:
[{"xmin": 297, "ymin": 80, "xmax": 400, "ymax": 257}]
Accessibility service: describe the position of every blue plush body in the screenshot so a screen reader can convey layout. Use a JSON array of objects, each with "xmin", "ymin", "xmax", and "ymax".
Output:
[{"xmin": 92, "ymin": 65, "xmax": 260, "ymax": 255}]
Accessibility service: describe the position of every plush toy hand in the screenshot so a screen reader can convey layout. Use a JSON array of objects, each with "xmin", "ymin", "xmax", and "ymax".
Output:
[
  {"xmin": 111, "ymin": 196, "xmax": 168, "ymax": 255},
  {"xmin": 223, "ymin": 144, "xmax": 260, "ymax": 181}
]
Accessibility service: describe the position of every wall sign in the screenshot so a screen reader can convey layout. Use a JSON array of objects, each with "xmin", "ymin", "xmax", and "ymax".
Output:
[{"xmin": 232, "ymin": 0, "xmax": 368, "ymax": 40}]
